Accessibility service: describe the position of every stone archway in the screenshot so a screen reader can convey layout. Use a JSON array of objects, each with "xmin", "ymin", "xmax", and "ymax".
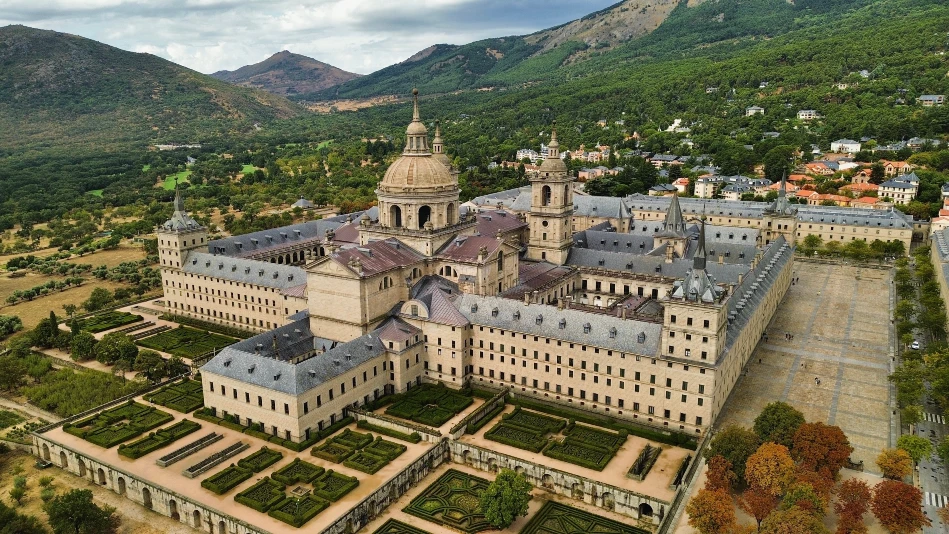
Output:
[
  {"xmin": 142, "ymin": 488, "xmax": 152, "ymax": 510},
  {"xmin": 345, "ymin": 519, "xmax": 354, "ymax": 534},
  {"xmin": 77, "ymin": 459, "xmax": 87, "ymax": 478},
  {"xmin": 602, "ymin": 493, "xmax": 615, "ymax": 511},
  {"xmin": 639, "ymin": 503, "xmax": 653, "ymax": 518},
  {"xmin": 59, "ymin": 451, "xmax": 67, "ymax": 468},
  {"xmin": 97, "ymin": 468, "xmax": 106, "ymax": 486},
  {"xmin": 117, "ymin": 477, "xmax": 126, "ymax": 496},
  {"xmin": 169, "ymin": 500, "xmax": 180, "ymax": 521},
  {"xmin": 418, "ymin": 206, "xmax": 432, "ymax": 228},
  {"xmin": 447, "ymin": 203, "xmax": 455, "ymax": 225},
  {"xmin": 571, "ymin": 483, "xmax": 583, "ymax": 500},
  {"xmin": 541, "ymin": 474, "xmax": 554, "ymax": 489},
  {"xmin": 42, "ymin": 444, "xmax": 50, "ymax": 461},
  {"xmin": 218, "ymin": 520, "xmax": 226, "ymax": 534},
  {"xmin": 193, "ymin": 510, "xmax": 202, "ymax": 528},
  {"xmin": 462, "ymin": 450, "xmax": 471, "ymax": 465},
  {"xmin": 390, "ymin": 205, "xmax": 402, "ymax": 228},
  {"xmin": 488, "ymin": 458, "xmax": 498, "ymax": 473},
  {"xmin": 514, "ymin": 466, "xmax": 524, "ymax": 475}
]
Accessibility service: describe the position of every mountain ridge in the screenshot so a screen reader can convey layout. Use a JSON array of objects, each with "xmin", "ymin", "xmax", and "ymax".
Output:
[{"xmin": 210, "ymin": 50, "xmax": 362, "ymax": 96}]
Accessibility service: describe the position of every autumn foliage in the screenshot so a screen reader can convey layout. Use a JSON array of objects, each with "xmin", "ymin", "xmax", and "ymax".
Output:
[
  {"xmin": 705, "ymin": 455, "xmax": 737, "ymax": 493},
  {"xmin": 871, "ymin": 480, "xmax": 931, "ymax": 534},
  {"xmin": 687, "ymin": 488, "xmax": 737, "ymax": 534},
  {"xmin": 739, "ymin": 485, "xmax": 777, "ymax": 528},
  {"xmin": 792, "ymin": 422, "xmax": 853, "ymax": 478},
  {"xmin": 759, "ymin": 506, "xmax": 831, "ymax": 534},
  {"xmin": 746, "ymin": 442, "xmax": 796, "ymax": 497},
  {"xmin": 834, "ymin": 479, "xmax": 871, "ymax": 534},
  {"xmin": 875, "ymin": 448, "xmax": 913, "ymax": 480}
]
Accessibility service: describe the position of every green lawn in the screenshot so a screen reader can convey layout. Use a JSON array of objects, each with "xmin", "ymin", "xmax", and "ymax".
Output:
[
  {"xmin": 241, "ymin": 164, "xmax": 257, "ymax": 175},
  {"xmin": 161, "ymin": 170, "xmax": 192, "ymax": 190},
  {"xmin": 136, "ymin": 326, "xmax": 237, "ymax": 358},
  {"xmin": 142, "ymin": 164, "xmax": 151, "ymax": 172},
  {"xmin": 316, "ymin": 140, "xmax": 333, "ymax": 149},
  {"xmin": 87, "ymin": 189, "xmax": 103, "ymax": 198}
]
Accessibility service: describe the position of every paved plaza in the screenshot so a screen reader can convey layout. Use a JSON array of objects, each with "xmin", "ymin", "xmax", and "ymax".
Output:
[{"xmin": 717, "ymin": 261, "xmax": 894, "ymax": 470}]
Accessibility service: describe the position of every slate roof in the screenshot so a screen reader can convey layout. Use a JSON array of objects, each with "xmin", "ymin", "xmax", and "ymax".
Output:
[
  {"xmin": 183, "ymin": 252, "xmax": 305, "ymax": 289},
  {"xmin": 291, "ymin": 197, "xmax": 314, "ymax": 209},
  {"xmin": 469, "ymin": 187, "xmax": 530, "ymax": 209},
  {"xmin": 161, "ymin": 189, "xmax": 202, "ymax": 232},
  {"xmin": 572, "ymin": 195, "xmax": 632, "ymax": 219},
  {"xmin": 208, "ymin": 219, "xmax": 343, "ymax": 257},
  {"xmin": 566, "ymin": 248, "xmax": 750, "ymax": 285},
  {"xmin": 880, "ymin": 180, "xmax": 916, "ymax": 190},
  {"xmin": 502, "ymin": 262, "xmax": 575, "ymax": 301},
  {"xmin": 332, "ymin": 238, "xmax": 424, "ymax": 277},
  {"xmin": 473, "ymin": 210, "xmax": 527, "ymax": 237},
  {"xmin": 201, "ymin": 318, "xmax": 385, "ymax": 395},
  {"xmin": 437, "ymin": 235, "xmax": 504, "ymax": 262},
  {"xmin": 455, "ymin": 294, "xmax": 661, "ymax": 357},
  {"xmin": 406, "ymin": 278, "xmax": 469, "ymax": 327},
  {"xmin": 375, "ymin": 316, "xmax": 421, "ymax": 345}
]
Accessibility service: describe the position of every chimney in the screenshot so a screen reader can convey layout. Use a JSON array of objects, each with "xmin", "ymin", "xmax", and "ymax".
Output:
[
  {"xmin": 621, "ymin": 307, "xmax": 627, "ymax": 319},
  {"xmin": 665, "ymin": 245, "xmax": 674, "ymax": 264},
  {"xmin": 523, "ymin": 293, "xmax": 530, "ymax": 306},
  {"xmin": 532, "ymin": 290, "xmax": 539, "ymax": 304},
  {"xmin": 557, "ymin": 299, "xmax": 564, "ymax": 310},
  {"xmin": 718, "ymin": 254, "xmax": 724, "ymax": 265}
]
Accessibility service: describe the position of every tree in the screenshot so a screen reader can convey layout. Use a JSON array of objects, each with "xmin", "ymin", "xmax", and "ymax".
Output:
[
  {"xmin": 781, "ymin": 483, "xmax": 825, "ymax": 517},
  {"xmin": 835, "ymin": 479, "xmax": 871, "ymax": 534},
  {"xmin": 478, "ymin": 469, "xmax": 531, "ymax": 529},
  {"xmin": 876, "ymin": 448, "xmax": 913, "ymax": 480},
  {"xmin": 8, "ymin": 486, "xmax": 25, "ymax": 506},
  {"xmin": 133, "ymin": 350, "xmax": 166, "ymax": 382},
  {"xmin": 0, "ymin": 315, "xmax": 23, "ymax": 338},
  {"xmin": 759, "ymin": 506, "xmax": 829, "ymax": 534},
  {"xmin": 746, "ymin": 442, "xmax": 796, "ymax": 497},
  {"xmin": 62, "ymin": 304, "xmax": 77, "ymax": 318},
  {"xmin": 0, "ymin": 356, "xmax": 26, "ymax": 392},
  {"xmin": 704, "ymin": 425, "xmax": 760, "ymax": 482},
  {"xmin": 739, "ymin": 485, "xmax": 777, "ymax": 529},
  {"xmin": 0, "ymin": 501, "xmax": 46, "ymax": 534},
  {"xmin": 896, "ymin": 434, "xmax": 933, "ymax": 465},
  {"xmin": 69, "ymin": 332, "xmax": 97, "ymax": 362},
  {"xmin": 705, "ymin": 455, "xmax": 737, "ymax": 492},
  {"xmin": 871, "ymin": 480, "xmax": 930, "ymax": 534},
  {"xmin": 753, "ymin": 402, "xmax": 806, "ymax": 448},
  {"xmin": 94, "ymin": 332, "xmax": 137, "ymax": 366},
  {"xmin": 81, "ymin": 287, "xmax": 113, "ymax": 313},
  {"xmin": 44, "ymin": 489, "xmax": 119, "ymax": 534},
  {"xmin": 792, "ymin": 422, "xmax": 853, "ymax": 478},
  {"xmin": 33, "ymin": 311, "xmax": 60, "ymax": 349},
  {"xmin": 686, "ymin": 489, "xmax": 737, "ymax": 534}
]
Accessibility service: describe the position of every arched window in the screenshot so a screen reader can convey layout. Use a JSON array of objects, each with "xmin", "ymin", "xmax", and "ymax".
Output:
[
  {"xmin": 447, "ymin": 203, "xmax": 455, "ymax": 225},
  {"xmin": 542, "ymin": 185, "xmax": 551, "ymax": 207},
  {"xmin": 390, "ymin": 205, "xmax": 402, "ymax": 228},
  {"xmin": 497, "ymin": 252, "xmax": 504, "ymax": 272},
  {"xmin": 419, "ymin": 206, "xmax": 432, "ymax": 228}
]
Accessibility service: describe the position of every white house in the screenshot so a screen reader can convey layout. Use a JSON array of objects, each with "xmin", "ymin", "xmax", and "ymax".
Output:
[
  {"xmin": 797, "ymin": 110, "xmax": 820, "ymax": 121},
  {"xmin": 745, "ymin": 106, "xmax": 765, "ymax": 117},
  {"xmin": 830, "ymin": 139, "xmax": 861, "ymax": 153},
  {"xmin": 919, "ymin": 95, "xmax": 945, "ymax": 107},
  {"xmin": 879, "ymin": 179, "xmax": 918, "ymax": 205}
]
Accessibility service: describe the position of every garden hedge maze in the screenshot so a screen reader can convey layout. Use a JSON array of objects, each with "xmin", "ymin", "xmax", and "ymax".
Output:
[
  {"xmin": 77, "ymin": 311, "xmax": 142, "ymax": 333},
  {"xmin": 237, "ymin": 446, "xmax": 283, "ymax": 472},
  {"xmin": 310, "ymin": 428, "xmax": 406, "ymax": 474},
  {"xmin": 372, "ymin": 519, "xmax": 432, "ymax": 534},
  {"xmin": 384, "ymin": 384, "xmax": 473, "ymax": 427},
  {"xmin": 311, "ymin": 470, "xmax": 359, "ymax": 502},
  {"xmin": 201, "ymin": 465, "xmax": 253, "ymax": 495},
  {"xmin": 271, "ymin": 458, "xmax": 325, "ymax": 485},
  {"xmin": 118, "ymin": 419, "xmax": 200, "ymax": 459},
  {"xmin": 519, "ymin": 501, "xmax": 649, "ymax": 534},
  {"xmin": 484, "ymin": 406, "xmax": 564, "ymax": 453},
  {"xmin": 404, "ymin": 469, "xmax": 493, "ymax": 534},
  {"xmin": 144, "ymin": 378, "xmax": 205, "ymax": 414},
  {"xmin": 63, "ymin": 401, "xmax": 174, "ymax": 448}
]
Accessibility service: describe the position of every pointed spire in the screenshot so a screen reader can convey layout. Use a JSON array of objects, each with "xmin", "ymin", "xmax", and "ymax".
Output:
[
  {"xmin": 662, "ymin": 193, "xmax": 686, "ymax": 236},
  {"xmin": 693, "ymin": 207, "xmax": 707, "ymax": 271},
  {"xmin": 173, "ymin": 178, "xmax": 185, "ymax": 213},
  {"xmin": 403, "ymin": 88, "xmax": 429, "ymax": 154},
  {"xmin": 548, "ymin": 120, "xmax": 560, "ymax": 159},
  {"xmin": 412, "ymin": 87, "xmax": 420, "ymax": 122}
]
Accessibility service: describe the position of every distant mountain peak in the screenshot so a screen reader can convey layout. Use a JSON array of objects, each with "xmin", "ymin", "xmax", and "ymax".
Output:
[{"xmin": 210, "ymin": 51, "xmax": 362, "ymax": 96}]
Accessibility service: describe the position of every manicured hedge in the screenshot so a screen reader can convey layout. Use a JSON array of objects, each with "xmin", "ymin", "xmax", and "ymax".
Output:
[
  {"xmin": 118, "ymin": 419, "xmax": 201, "ymax": 459},
  {"xmin": 363, "ymin": 437, "xmax": 407, "ymax": 460},
  {"xmin": 520, "ymin": 501, "xmax": 649, "ymax": 534},
  {"xmin": 145, "ymin": 378, "xmax": 204, "ymax": 414},
  {"xmin": 383, "ymin": 384, "xmax": 473, "ymax": 427},
  {"xmin": 342, "ymin": 437, "xmax": 407, "ymax": 474},
  {"xmin": 356, "ymin": 420, "xmax": 422, "ymax": 443},
  {"xmin": 137, "ymin": 326, "xmax": 238, "ymax": 359},
  {"xmin": 484, "ymin": 422, "xmax": 548, "ymax": 453},
  {"xmin": 312, "ymin": 470, "xmax": 358, "ymax": 502},
  {"xmin": 235, "ymin": 477, "xmax": 286, "ymax": 513},
  {"xmin": 372, "ymin": 519, "xmax": 433, "ymax": 534},
  {"xmin": 237, "ymin": 447, "xmax": 283, "ymax": 472},
  {"xmin": 63, "ymin": 401, "xmax": 174, "ymax": 448},
  {"xmin": 403, "ymin": 469, "xmax": 492, "ymax": 534},
  {"xmin": 504, "ymin": 406, "xmax": 566, "ymax": 434},
  {"xmin": 543, "ymin": 438, "xmax": 614, "ymax": 471},
  {"xmin": 201, "ymin": 465, "xmax": 252, "ymax": 495},
  {"xmin": 271, "ymin": 459, "xmax": 325, "ymax": 485},
  {"xmin": 79, "ymin": 311, "xmax": 142, "ymax": 333},
  {"xmin": 268, "ymin": 495, "xmax": 330, "ymax": 527},
  {"xmin": 311, "ymin": 441, "xmax": 355, "ymax": 463}
]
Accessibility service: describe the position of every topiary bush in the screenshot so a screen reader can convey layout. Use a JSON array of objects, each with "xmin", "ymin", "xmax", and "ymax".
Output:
[{"xmin": 201, "ymin": 465, "xmax": 252, "ymax": 495}]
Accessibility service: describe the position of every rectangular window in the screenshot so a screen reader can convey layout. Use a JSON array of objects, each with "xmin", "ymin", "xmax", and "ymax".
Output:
[
  {"xmin": 270, "ymin": 400, "xmax": 275, "ymax": 410},
  {"xmin": 303, "ymin": 402, "xmax": 309, "ymax": 414},
  {"xmin": 284, "ymin": 403, "xmax": 289, "ymax": 414}
]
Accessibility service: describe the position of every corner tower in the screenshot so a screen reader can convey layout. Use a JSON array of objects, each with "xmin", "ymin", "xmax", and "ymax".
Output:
[
  {"xmin": 762, "ymin": 173, "xmax": 799, "ymax": 246},
  {"xmin": 157, "ymin": 185, "xmax": 207, "ymax": 270},
  {"xmin": 526, "ymin": 122, "xmax": 574, "ymax": 264}
]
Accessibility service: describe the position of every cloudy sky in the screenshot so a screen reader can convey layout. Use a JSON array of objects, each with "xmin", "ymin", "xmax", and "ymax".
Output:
[{"xmin": 0, "ymin": 0, "xmax": 619, "ymax": 74}]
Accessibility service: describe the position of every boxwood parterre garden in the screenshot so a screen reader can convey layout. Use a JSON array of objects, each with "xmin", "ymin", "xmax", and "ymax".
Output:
[
  {"xmin": 63, "ymin": 400, "xmax": 174, "ymax": 448},
  {"xmin": 372, "ymin": 519, "xmax": 432, "ymax": 534},
  {"xmin": 144, "ymin": 378, "xmax": 204, "ymax": 413},
  {"xmin": 311, "ymin": 429, "xmax": 406, "ymax": 474},
  {"xmin": 136, "ymin": 326, "xmax": 238, "ymax": 359},
  {"xmin": 519, "ymin": 501, "xmax": 649, "ymax": 534},
  {"xmin": 403, "ymin": 469, "xmax": 493, "ymax": 534},
  {"xmin": 384, "ymin": 384, "xmax": 473, "ymax": 427},
  {"xmin": 233, "ymin": 467, "xmax": 358, "ymax": 527}
]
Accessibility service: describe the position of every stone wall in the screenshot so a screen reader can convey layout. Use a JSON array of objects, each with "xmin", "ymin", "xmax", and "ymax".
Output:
[
  {"xmin": 449, "ymin": 441, "xmax": 665, "ymax": 529},
  {"xmin": 33, "ymin": 435, "xmax": 270, "ymax": 534},
  {"xmin": 350, "ymin": 408, "xmax": 443, "ymax": 444}
]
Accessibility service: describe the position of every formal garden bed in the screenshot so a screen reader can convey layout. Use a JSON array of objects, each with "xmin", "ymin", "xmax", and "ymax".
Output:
[
  {"xmin": 519, "ymin": 501, "xmax": 649, "ymax": 534},
  {"xmin": 194, "ymin": 408, "xmax": 351, "ymax": 452},
  {"xmin": 136, "ymin": 326, "xmax": 238, "ymax": 358},
  {"xmin": 183, "ymin": 442, "xmax": 249, "ymax": 478},
  {"xmin": 236, "ymin": 477, "xmax": 287, "ymax": 513},
  {"xmin": 156, "ymin": 432, "xmax": 222, "ymax": 467},
  {"xmin": 144, "ymin": 378, "xmax": 204, "ymax": 413},
  {"xmin": 384, "ymin": 383, "xmax": 473, "ymax": 427},
  {"xmin": 63, "ymin": 400, "xmax": 174, "ymax": 448},
  {"xmin": 403, "ymin": 469, "xmax": 493, "ymax": 534},
  {"xmin": 484, "ymin": 406, "xmax": 564, "ymax": 453},
  {"xmin": 627, "ymin": 444, "xmax": 662, "ymax": 481},
  {"xmin": 542, "ymin": 421, "xmax": 626, "ymax": 471},
  {"xmin": 271, "ymin": 459, "xmax": 325, "ymax": 485},
  {"xmin": 118, "ymin": 418, "xmax": 201, "ymax": 459},
  {"xmin": 237, "ymin": 446, "xmax": 283, "ymax": 472},
  {"xmin": 312, "ymin": 470, "xmax": 359, "ymax": 501},
  {"xmin": 372, "ymin": 519, "xmax": 432, "ymax": 534},
  {"xmin": 201, "ymin": 465, "xmax": 253, "ymax": 495},
  {"xmin": 311, "ymin": 428, "xmax": 373, "ymax": 462},
  {"xmin": 76, "ymin": 310, "xmax": 142, "ymax": 333},
  {"xmin": 268, "ymin": 495, "xmax": 330, "ymax": 528},
  {"xmin": 343, "ymin": 437, "xmax": 407, "ymax": 474}
]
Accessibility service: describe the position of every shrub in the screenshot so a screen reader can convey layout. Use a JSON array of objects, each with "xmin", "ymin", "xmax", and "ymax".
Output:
[
  {"xmin": 312, "ymin": 470, "xmax": 358, "ymax": 502},
  {"xmin": 118, "ymin": 419, "xmax": 200, "ymax": 459},
  {"xmin": 235, "ymin": 477, "xmax": 286, "ymax": 512},
  {"xmin": 271, "ymin": 459, "xmax": 325, "ymax": 485},
  {"xmin": 268, "ymin": 495, "xmax": 330, "ymax": 527},
  {"xmin": 237, "ymin": 447, "xmax": 283, "ymax": 473},
  {"xmin": 543, "ymin": 438, "xmax": 614, "ymax": 471},
  {"xmin": 201, "ymin": 465, "xmax": 252, "ymax": 495},
  {"xmin": 484, "ymin": 422, "xmax": 547, "ymax": 453}
]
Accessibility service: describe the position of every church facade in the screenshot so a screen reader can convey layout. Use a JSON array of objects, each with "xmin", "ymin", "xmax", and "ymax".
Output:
[{"xmin": 159, "ymin": 93, "xmax": 793, "ymax": 444}]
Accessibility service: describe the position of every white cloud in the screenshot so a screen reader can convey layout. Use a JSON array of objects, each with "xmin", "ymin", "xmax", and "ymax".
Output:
[{"xmin": 0, "ymin": 0, "xmax": 618, "ymax": 74}]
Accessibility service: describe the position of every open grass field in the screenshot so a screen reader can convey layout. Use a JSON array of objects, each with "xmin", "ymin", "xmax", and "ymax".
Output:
[
  {"xmin": 63, "ymin": 244, "xmax": 147, "ymax": 268},
  {"xmin": 240, "ymin": 164, "xmax": 257, "ymax": 175},
  {"xmin": 87, "ymin": 190, "xmax": 103, "ymax": 197},
  {"xmin": 1, "ymin": 279, "xmax": 128, "ymax": 329},
  {"xmin": 161, "ymin": 170, "xmax": 192, "ymax": 190}
]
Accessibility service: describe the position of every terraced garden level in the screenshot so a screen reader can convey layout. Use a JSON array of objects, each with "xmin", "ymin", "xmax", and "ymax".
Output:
[
  {"xmin": 403, "ymin": 469, "xmax": 493, "ymax": 534},
  {"xmin": 519, "ymin": 501, "xmax": 649, "ymax": 534}
]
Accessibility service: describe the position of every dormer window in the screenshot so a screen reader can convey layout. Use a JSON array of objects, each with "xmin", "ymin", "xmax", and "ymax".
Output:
[
  {"xmin": 609, "ymin": 327, "xmax": 617, "ymax": 339},
  {"xmin": 535, "ymin": 315, "xmax": 543, "ymax": 325},
  {"xmin": 513, "ymin": 310, "xmax": 520, "ymax": 320},
  {"xmin": 274, "ymin": 373, "xmax": 281, "ymax": 381},
  {"xmin": 583, "ymin": 323, "xmax": 591, "ymax": 334},
  {"xmin": 471, "ymin": 304, "xmax": 478, "ymax": 313},
  {"xmin": 492, "ymin": 307, "xmax": 499, "ymax": 317},
  {"xmin": 559, "ymin": 319, "xmax": 566, "ymax": 329},
  {"xmin": 637, "ymin": 332, "xmax": 646, "ymax": 343}
]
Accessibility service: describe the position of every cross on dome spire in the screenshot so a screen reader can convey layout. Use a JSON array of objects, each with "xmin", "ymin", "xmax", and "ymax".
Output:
[{"xmin": 403, "ymin": 88, "xmax": 430, "ymax": 154}]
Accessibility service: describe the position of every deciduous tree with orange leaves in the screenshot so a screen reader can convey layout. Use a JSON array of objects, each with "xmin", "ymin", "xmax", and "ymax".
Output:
[
  {"xmin": 759, "ymin": 506, "xmax": 830, "ymax": 534},
  {"xmin": 876, "ymin": 448, "xmax": 913, "ymax": 480},
  {"xmin": 739, "ymin": 485, "xmax": 777, "ymax": 529},
  {"xmin": 686, "ymin": 488, "xmax": 737, "ymax": 534},
  {"xmin": 871, "ymin": 480, "xmax": 930, "ymax": 534},
  {"xmin": 705, "ymin": 455, "xmax": 737, "ymax": 492},
  {"xmin": 792, "ymin": 422, "xmax": 853, "ymax": 478},
  {"xmin": 834, "ymin": 478, "xmax": 871, "ymax": 534},
  {"xmin": 746, "ymin": 442, "xmax": 796, "ymax": 497}
]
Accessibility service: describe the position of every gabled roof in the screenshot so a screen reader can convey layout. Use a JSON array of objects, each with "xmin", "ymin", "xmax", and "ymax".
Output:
[
  {"xmin": 184, "ymin": 252, "xmax": 305, "ymax": 289},
  {"xmin": 208, "ymin": 219, "xmax": 343, "ymax": 257},
  {"xmin": 331, "ymin": 238, "xmax": 424, "ymax": 277},
  {"xmin": 437, "ymin": 235, "xmax": 504, "ymax": 263}
]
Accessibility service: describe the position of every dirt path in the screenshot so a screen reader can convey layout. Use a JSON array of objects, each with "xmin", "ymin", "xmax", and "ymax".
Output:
[{"xmin": 0, "ymin": 395, "xmax": 61, "ymax": 423}]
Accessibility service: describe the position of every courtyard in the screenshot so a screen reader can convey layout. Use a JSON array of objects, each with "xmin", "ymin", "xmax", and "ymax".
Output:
[{"xmin": 716, "ymin": 260, "xmax": 893, "ymax": 470}]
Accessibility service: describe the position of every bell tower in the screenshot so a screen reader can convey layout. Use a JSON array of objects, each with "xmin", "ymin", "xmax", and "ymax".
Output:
[
  {"xmin": 526, "ymin": 122, "xmax": 574, "ymax": 265},
  {"xmin": 157, "ymin": 185, "xmax": 207, "ymax": 270}
]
